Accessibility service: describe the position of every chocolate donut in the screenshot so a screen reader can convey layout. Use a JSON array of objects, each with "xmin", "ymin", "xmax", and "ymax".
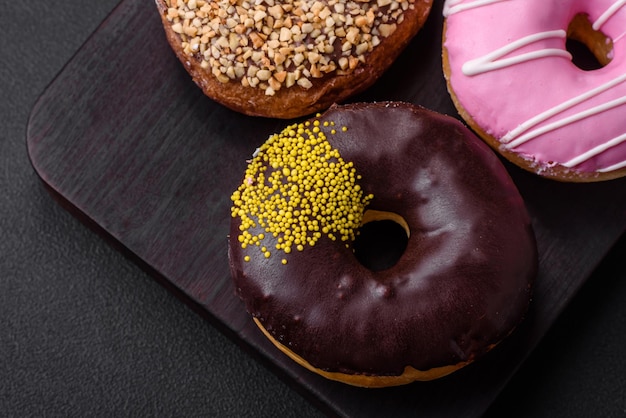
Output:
[{"xmin": 228, "ymin": 102, "xmax": 537, "ymax": 387}]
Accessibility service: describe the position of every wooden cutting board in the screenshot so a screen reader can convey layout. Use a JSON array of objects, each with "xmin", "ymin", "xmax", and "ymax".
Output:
[{"xmin": 26, "ymin": 0, "xmax": 626, "ymax": 416}]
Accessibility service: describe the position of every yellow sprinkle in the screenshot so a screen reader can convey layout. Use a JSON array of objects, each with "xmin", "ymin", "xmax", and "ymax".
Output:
[{"xmin": 229, "ymin": 116, "xmax": 373, "ymax": 264}]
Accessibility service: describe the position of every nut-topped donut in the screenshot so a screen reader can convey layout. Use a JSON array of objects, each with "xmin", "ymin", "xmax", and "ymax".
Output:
[
  {"xmin": 154, "ymin": 0, "xmax": 432, "ymax": 118},
  {"xmin": 443, "ymin": 0, "xmax": 626, "ymax": 182},
  {"xmin": 228, "ymin": 102, "xmax": 537, "ymax": 387}
]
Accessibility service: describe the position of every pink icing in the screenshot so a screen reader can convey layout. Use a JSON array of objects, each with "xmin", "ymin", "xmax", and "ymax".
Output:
[{"xmin": 443, "ymin": 0, "xmax": 626, "ymax": 175}]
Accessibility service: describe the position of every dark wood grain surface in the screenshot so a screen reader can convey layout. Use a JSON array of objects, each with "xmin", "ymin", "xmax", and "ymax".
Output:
[{"xmin": 25, "ymin": 0, "xmax": 626, "ymax": 416}]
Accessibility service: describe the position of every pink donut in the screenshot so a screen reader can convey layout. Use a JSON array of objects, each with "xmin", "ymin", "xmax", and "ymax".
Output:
[{"xmin": 442, "ymin": 0, "xmax": 626, "ymax": 182}]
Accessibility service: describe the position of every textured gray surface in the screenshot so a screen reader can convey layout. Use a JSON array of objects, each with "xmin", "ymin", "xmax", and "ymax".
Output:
[{"xmin": 2, "ymin": 1, "xmax": 625, "ymax": 417}]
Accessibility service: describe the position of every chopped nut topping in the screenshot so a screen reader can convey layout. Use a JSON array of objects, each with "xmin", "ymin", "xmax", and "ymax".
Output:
[{"xmin": 165, "ymin": 0, "xmax": 414, "ymax": 94}]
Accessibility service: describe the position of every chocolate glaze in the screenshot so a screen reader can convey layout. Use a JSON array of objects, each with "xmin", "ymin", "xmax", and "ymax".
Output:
[{"xmin": 229, "ymin": 102, "xmax": 537, "ymax": 377}]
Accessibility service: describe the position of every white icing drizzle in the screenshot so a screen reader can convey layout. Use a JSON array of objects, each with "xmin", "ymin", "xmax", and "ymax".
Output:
[
  {"xmin": 443, "ymin": 0, "xmax": 508, "ymax": 17},
  {"xmin": 505, "ymin": 95, "xmax": 626, "ymax": 150},
  {"xmin": 461, "ymin": 30, "xmax": 572, "ymax": 76},
  {"xmin": 593, "ymin": 0, "xmax": 626, "ymax": 31},
  {"xmin": 502, "ymin": 73, "xmax": 626, "ymax": 144},
  {"xmin": 564, "ymin": 132, "xmax": 626, "ymax": 168},
  {"xmin": 598, "ymin": 158, "xmax": 626, "ymax": 172}
]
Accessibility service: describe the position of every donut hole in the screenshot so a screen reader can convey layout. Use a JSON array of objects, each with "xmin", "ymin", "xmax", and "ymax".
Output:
[
  {"xmin": 566, "ymin": 13, "xmax": 614, "ymax": 71},
  {"xmin": 353, "ymin": 210, "xmax": 409, "ymax": 272}
]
